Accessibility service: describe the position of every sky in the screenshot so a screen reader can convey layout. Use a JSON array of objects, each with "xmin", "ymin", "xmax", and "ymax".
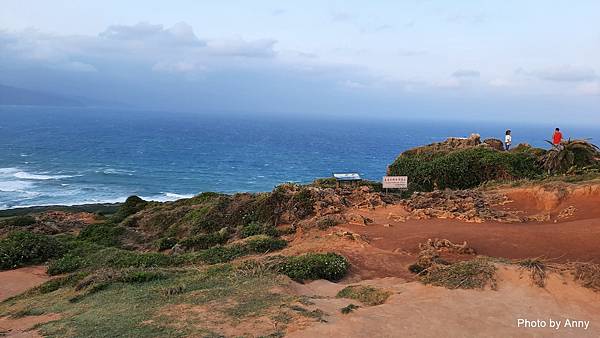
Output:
[{"xmin": 0, "ymin": 0, "xmax": 599, "ymax": 122}]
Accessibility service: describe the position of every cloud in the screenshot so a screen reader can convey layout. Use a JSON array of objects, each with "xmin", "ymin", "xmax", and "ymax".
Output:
[
  {"xmin": 433, "ymin": 78, "xmax": 461, "ymax": 88},
  {"xmin": 531, "ymin": 65, "xmax": 597, "ymax": 82},
  {"xmin": 100, "ymin": 22, "xmax": 202, "ymax": 46},
  {"xmin": 205, "ymin": 38, "xmax": 277, "ymax": 58},
  {"xmin": 152, "ymin": 61, "xmax": 207, "ymax": 73},
  {"xmin": 331, "ymin": 10, "xmax": 354, "ymax": 23},
  {"xmin": 452, "ymin": 69, "xmax": 480, "ymax": 78},
  {"xmin": 0, "ymin": 23, "xmax": 279, "ymax": 77},
  {"xmin": 577, "ymin": 82, "xmax": 600, "ymax": 96},
  {"xmin": 398, "ymin": 49, "xmax": 426, "ymax": 57},
  {"xmin": 488, "ymin": 78, "xmax": 511, "ymax": 87}
]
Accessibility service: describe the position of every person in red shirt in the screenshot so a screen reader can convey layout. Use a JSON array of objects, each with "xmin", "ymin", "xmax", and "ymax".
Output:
[{"xmin": 552, "ymin": 128, "xmax": 563, "ymax": 148}]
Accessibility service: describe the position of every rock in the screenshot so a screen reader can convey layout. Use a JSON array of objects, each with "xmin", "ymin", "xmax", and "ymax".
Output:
[
  {"xmin": 402, "ymin": 190, "xmax": 523, "ymax": 223},
  {"xmin": 483, "ymin": 138, "xmax": 505, "ymax": 151},
  {"xmin": 401, "ymin": 133, "xmax": 482, "ymax": 157}
]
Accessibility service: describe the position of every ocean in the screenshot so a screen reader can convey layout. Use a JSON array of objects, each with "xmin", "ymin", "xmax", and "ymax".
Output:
[{"xmin": 1, "ymin": 106, "xmax": 599, "ymax": 210}]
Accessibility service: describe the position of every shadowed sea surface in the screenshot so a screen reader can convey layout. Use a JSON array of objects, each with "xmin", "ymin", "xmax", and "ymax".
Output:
[{"xmin": 1, "ymin": 106, "xmax": 599, "ymax": 209}]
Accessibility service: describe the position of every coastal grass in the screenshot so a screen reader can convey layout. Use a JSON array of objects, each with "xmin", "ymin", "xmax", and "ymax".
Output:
[{"xmin": 0, "ymin": 264, "xmax": 295, "ymax": 338}]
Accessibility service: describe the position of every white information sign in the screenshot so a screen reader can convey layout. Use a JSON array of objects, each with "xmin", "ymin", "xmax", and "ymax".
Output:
[{"xmin": 382, "ymin": 176, "xmax": 408, "ymax": 189}]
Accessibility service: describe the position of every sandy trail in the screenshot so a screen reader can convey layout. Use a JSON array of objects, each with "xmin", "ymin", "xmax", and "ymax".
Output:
[
  {"xmin": 0, "ymin": 266, "xmax": 54, "ymax": 337},
  {"xmin": 0, "ymin": 266, "xmax": 50, "ymax": 302},
  {"xmin": 287, "ymin": 266, "xmax": 600, "ymax": 338},
  {"xmin": 344, "ymin": 203, "xmax": 600, "ymax": 263}
]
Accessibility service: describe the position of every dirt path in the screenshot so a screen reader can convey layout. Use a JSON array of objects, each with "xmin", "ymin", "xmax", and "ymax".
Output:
[
  {"xmin": 0, "ymin": 266, "xmax": 50, "ymax": 302},
  {"xmin": 345, "ymin": 204, "xmax": 600, "ymax": 263},
  {"xmin": 287, "ymin": 266, "xmax": 600, "ymax": 338},
  {"xmin": 0, "ymin": 266, "xmax": 54, "ymax": 337}
]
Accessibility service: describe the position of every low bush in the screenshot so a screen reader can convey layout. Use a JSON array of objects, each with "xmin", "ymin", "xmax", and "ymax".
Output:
[
  {"xmin": 179, "ymin": 230, "xmax": 229, "ymax": 250},
  {"xmin": 239, "ymin": 222, "xmax": 279, "ymax": 238},
  {"xmin": 0, "ymin": 231, "xmax": 65, "ymax": 270},
  {"xmin": 1, "ymin": 215, "xmax": 36, "ymax": 227},
  {"xmin": 278, "ymin": 252, "xmax": 349, "ymax": 282},
  {"xmin": 244, "ymin": 236, "xmax": 287, "ymax": 253},
  {"xmin": 78, "ymin": 223, "xmax": 125, "ymax": 247},
  {"xmin": 111, "ymin": 195, "xmax": 147, "ymax": 223},
  {"xmin": 389, "ymin": 147, "xmax": 543, "ymax": 192},
  {"xmin": 196, "ymin": 245, "xmax": 248, "ymax": 264},
  {"xmin": 48, "ymin": 254, "xmax": 86, "ymax": 275},
  {"xmin": 156, "ymin": 237, "xmax": 178, "ymax": 251}
]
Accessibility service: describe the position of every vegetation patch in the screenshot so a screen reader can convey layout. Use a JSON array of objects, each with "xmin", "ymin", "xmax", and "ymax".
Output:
[
  {"xmin": 421, "ymin": 258, "xmax": 497, "ymax": 290},
  {"xmin": 516, "ymin": 258, "xmax": 549, "ymax": 287},
  {"xmin": 0, "ymin": 231, "xmax": 65, "ymax": 270},
  {"xmin": 278, "ymin": 252, "xmax": 349, "ymax": 282},
  {"xmin": 111, "ymin": 195, "xmax": 148, "ymax": 223},
  {"xmin": 389, "ymin": 147, "xmax": 543, "ymax": 192},
  {"xmin": 1, "ymin": 215, "xmax": 36, "ymax": 227},
  {"xmin": 78, "ymin": 223, "xmax": 125, "ymax": 247},
  {"xmin": 48, "ymin": 254, "xmax": 87, "ymax": 275},
  {"xmin": 340, "ymin": 303, "xmax": 360, "ymax": 314},
  {"xmin": 336, "ymin": 285, "xmax": 392, "ymax": 306},
  {"xmin": 570, "ymin": 262, "xmax": 600, "ymax": 292},
  {"xmin": 179, "ymin": 229, "xmax": 229, "ymax": 250},
  {"xmin": 239, "ymin": 222, "xmax": 278, "ymax": 238}
]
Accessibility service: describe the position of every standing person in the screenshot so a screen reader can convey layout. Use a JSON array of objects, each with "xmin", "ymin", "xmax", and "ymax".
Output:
[
  {"xmin": 504, "ymin": 130, "xmax": 512, "ymax": 151},
  {"xmin": 553, "ymin": 128, "xmax": 563, "ymax": 148}
]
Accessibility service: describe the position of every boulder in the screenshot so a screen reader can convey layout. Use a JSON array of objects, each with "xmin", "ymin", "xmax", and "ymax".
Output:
[{"xmin": 483, "ymin": 138, "xmax": 505, "ymax": 151}]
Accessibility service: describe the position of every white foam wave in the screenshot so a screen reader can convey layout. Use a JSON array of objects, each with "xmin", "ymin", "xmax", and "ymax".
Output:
[
  {"xmin": 13, "ymin": 172, "xmax": 74, "ymax": 180},
  {"xmin": 1, "ymin": 192, "xmax": 197, "ymax": 210},
  {"xmin": 101, "ymin": 168, "xmax": 135, "ymax": 176}
]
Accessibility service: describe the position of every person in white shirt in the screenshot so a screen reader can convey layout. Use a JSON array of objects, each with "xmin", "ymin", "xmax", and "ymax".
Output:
[{"xmin": 504, "ymin": 129, "xmax": 512, "ymax": 151}]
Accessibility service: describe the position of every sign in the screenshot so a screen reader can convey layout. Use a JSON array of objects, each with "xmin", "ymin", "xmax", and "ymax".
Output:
[{"xmin": 383, "ymin": 176, "xmax": 408, "ymax": 189}]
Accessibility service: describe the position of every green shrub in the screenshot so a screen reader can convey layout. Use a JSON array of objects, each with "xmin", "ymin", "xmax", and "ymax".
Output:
[
  {"xmin": 111, "ymin": 195, "xmax": 147, "ymax": 223},
  {"xmin": 1, "ymin": 215, "xmax": 36, "ymax": 227},
  {"xmin": 278, "ymin": 252, "xmax": 349, "ymax": 282},
  {"xmin": 93, "ymin": 248, "xmax": 174, "ymax": 269},
  {"xmin": 240, "ymin": 222, "xmax": 279, "ymax": 238},
  {"xmin": 0, "ymin": 232, "xmax": 65, "ymax": 270},
  {"xmin": 389, "ymin": 147, "xmax": 543, "ymax": 192},
  {"xmin": 245, "ymin": 236, "xmax": 287, "ymax": 253},
  {"xmin": 179, "ymin": 230, "xmax": 229, "ymax": 250},
  {"xmin": 120, "ymin": 270, "xmax": 167, "ymax": 283},
  {"xmin": 156, "ymin": 237, "xmax": 178, "ymax": 251},
  {"xmin": 197, "ymin": 245, "xmax": 248, "ymax": 264},
  {"xmin": 290, "ymin": 188, "xmax": 314, "ymax": 218},
  {"xmin": 78, "ymin": 223, "xmax": 125, "ymax": 247},
  {"xmin": 48, "ymin": 254, "xmax": 86, "ymax": 275}
]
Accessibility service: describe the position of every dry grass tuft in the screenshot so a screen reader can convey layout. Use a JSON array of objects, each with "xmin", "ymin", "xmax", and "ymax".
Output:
[
  {"xmin": 421, "ymin": 258, "xmax": 497, "ymax": 290},
  {"xmin": 336, "ymin": 285, "xmax": 393, "ymax": 306},
  {"xmin": 569, "ymin": 262, "xmax": 600, "ymax": 291},
  {"xmin": 516, "ymin": 258, "xmax": 551, "ymax": 287}
]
